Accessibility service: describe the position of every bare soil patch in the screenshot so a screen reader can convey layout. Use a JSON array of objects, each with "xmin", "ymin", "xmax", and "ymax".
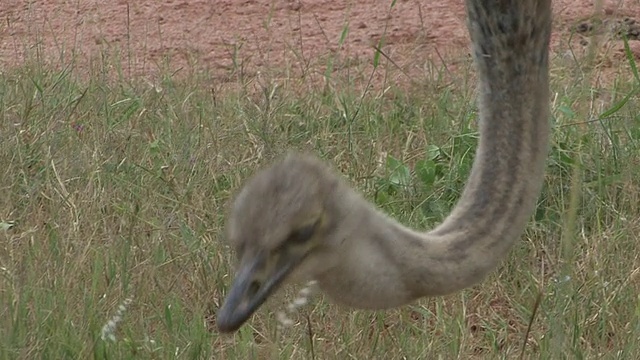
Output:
[{"xmin": 1, "ymin": 1, "xmax": 639, "ymax": 81}]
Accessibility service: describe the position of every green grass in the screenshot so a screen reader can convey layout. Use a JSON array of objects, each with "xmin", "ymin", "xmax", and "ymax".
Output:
[{"xmin": 1, "ymin": 25, "xmax": 640, "ymax": 360}]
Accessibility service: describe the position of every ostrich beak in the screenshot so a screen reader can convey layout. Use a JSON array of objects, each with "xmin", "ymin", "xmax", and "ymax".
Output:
[{"xmin": 216, "ymin": 249, "xmax": 301, "ymax": 333}]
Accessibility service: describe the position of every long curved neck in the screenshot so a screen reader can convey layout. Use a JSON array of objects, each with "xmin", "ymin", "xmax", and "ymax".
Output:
[
  {"xmin": 423, "ymin": 0, "xmax": 552, "ymax": 292},
  {"xmin": 320, "ymin": 0, "xmax": 551, "ymax": 308}
]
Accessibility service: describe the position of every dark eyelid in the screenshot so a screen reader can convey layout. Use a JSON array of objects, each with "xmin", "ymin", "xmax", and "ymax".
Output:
[{"xmin": 288, "ymin": 218, "xmax": 320, "ymax": 244}]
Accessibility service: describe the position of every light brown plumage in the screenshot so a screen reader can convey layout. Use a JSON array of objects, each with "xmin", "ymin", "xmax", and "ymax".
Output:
[{"xmin": 217, "ymin": 0, "xmax": 552, "ymax": 333}]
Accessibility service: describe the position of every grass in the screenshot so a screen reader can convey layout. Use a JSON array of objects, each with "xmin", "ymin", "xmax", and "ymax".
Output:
[{"xmin": 1, "ymin": 10, "xmax": 640, "ymax": 360}]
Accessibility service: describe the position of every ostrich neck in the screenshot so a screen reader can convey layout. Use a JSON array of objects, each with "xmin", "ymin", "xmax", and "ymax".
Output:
[{"xmin": 317, "ymin": 0, "xmax": 551, "ymax": 309}]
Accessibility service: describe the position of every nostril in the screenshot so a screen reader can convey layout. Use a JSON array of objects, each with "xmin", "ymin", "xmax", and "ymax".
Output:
[{"xmin": 248, "ymin": 281, "xmax": 261, "ymax": 297}]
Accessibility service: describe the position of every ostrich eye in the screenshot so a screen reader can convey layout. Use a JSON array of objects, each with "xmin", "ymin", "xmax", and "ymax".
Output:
[{"xmin": 287, "ymin": 219, "xmax": 320, "ymax": 245}]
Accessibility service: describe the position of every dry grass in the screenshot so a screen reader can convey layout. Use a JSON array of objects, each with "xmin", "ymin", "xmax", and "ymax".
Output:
[{"xmin": 1, "ymin": 6, "xmax": 640, "ymax": 359}]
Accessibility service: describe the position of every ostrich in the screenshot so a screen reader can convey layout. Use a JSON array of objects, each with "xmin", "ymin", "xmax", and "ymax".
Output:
[{"xmin": 217, "ymin": 0, "xmax": 552, "ymax": 333}]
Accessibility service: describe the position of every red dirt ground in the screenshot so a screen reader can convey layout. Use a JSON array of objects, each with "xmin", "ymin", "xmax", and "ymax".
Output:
[{"xmin": 1, "ymin": 1, "xmax": 640, "ymax": 81}]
